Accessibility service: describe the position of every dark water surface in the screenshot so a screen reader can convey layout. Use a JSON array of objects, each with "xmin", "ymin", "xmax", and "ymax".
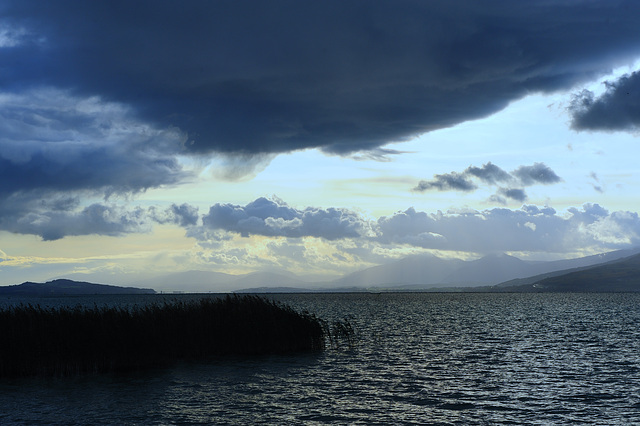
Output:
[{"xmin": 2, "ymin": 292, "xmax": 640, "ymax": 424}]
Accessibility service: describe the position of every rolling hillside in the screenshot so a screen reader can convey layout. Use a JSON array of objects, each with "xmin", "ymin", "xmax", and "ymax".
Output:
[
  {"xmin": 0, "ymin": 279, "xmax": 156, "ymax": 296},
  {"xmin": 495, "ymin": 253, "xmax": 640, "ymax": 292}
]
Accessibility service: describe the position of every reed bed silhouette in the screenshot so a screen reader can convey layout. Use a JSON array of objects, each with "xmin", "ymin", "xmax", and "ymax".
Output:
[{"xmin": 0, "ymin": 295, "xmax": 354, "ymax": 377}]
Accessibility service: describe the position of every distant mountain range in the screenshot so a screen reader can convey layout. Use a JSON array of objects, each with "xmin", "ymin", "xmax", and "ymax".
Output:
[
  {"xmin": 9, "ymin": 248, "xmax": 640, "ymax": 294},
  {"xmin": 0, "ymin": 279, "xmax": 156, "ymax": 296},
  {"xmin": 330, "ymin": 248, "xmax": 640, "ymax": 290},
  {"xmin": 125, "ymin": 248, "xmax": 639, "ymax": 293}
]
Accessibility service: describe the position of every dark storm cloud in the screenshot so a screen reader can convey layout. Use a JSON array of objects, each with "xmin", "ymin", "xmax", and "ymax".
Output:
[
  {"xmin": 499, "ymin": 188, "xmax": 527, "ymax": 202},
  {"xmin": 413, "ymin": 162, "xmax": 560, "ymax": 198},
  {"xmin": 200, "ymin": 197, "xmax": 369, "ymax": 240},
  {"xmin": 0, "ymin": 201, "xmax": 152, "ymax": 241},
  {"xmin": 569, "ymin": 71, "xmax": 640, "ymax": 131},
  {"xmin": 149, "ymin": 204, "xmax": 200, "ymax": 227},
  {"xmin": 3, "ymin": 0, "xmax": 640, "ymax": 155},
  {"xmin": 0, "ymin": 89, "xmax": 192, "ymax": 239},
  {"xmin": 512, "ymin": 163, "xmax": 562, "ymax": 186},
  {"xmin": 0, "ymin": 197, "xmax": 201, "ymax": 240},
  {"xmin": 0, "ymin": 146, "xmax": 184, "ymax": 197},
  {"xmin": 0, "ymin": 90, "xmax": 188, "ymax": 197},
  {"xmin": 414, "ymin": 172, "xmax": 477, "ymax": 192},
  {"xmin": 465, "ymin": 162, "xmax": 513, "ymax": 185}
]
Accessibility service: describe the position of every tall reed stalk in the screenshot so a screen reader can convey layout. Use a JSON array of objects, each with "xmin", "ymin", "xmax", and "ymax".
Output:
[{"xmin": 0, "ymin": 295, "xmax": 353, "ymax": 377}]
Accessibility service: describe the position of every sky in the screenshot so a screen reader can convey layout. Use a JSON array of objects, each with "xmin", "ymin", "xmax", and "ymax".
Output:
[{"xmin": 1, "ymin": 0, "xmax": 640, "ymax": 288}]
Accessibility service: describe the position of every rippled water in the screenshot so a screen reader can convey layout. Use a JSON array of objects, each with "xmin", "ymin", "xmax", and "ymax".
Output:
[{"xmin": 2, "ymin": 292, "xmax": 640, "ymax": 424}]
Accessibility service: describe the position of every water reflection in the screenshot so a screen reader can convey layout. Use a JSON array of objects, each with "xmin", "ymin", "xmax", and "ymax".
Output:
[{"xmin": 1, "ymin": 293, "xmax": 640, "ymax": 424}]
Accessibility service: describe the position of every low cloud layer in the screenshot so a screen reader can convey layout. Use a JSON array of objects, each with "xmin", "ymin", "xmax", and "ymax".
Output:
[
  {"xmin": 189, "ymin": 197, "xmax": 640, "ymax": 255},
  {"xmin": 375, "ymin": 204, "xmax": 637, "ymax": 253},
  {"xmin": 200, "ymin": 197, "xmax": 369, "ymax": 240},
  {"xmin": 4, "ymin": 193, "xmax": 639, "ymax": 259},
  {"xmin": 570, "ymin": 71, "xmax": 640, "ymax": 132},
  {"xmin": 2, "ymin": 1, "xmax": 640, "ymax": 155},
  {"xmin": 413, "ymin": 162, "xmax": 561, "ymax": 202}
]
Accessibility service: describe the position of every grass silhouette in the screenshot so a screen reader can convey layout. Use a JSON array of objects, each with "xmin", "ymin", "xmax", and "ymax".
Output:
[{"xmin": 0, "ymin": 295, "xmax": 353, "ymax": 377}]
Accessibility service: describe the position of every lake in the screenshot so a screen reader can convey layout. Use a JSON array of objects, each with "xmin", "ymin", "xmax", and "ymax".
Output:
[{"xmin": 1, "ymin": 292, "xmax": 639, "ymax": 424}]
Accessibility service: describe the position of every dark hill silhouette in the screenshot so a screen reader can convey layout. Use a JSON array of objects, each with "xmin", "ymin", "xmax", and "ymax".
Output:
[
  {"xmin": 0, "ymin": 279, "xmax": 156, "ymax": 296},
  {"xmin": 495, "ymin": 253, "xmax": 640, "ymax": 292}
]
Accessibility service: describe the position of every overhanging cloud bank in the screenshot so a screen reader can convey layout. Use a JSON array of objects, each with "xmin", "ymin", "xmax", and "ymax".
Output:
[
  {"xmin": 0, "ymin": 89, "xmax": 191, "ymax": 240},
  {"xmin": 570, "ymin": 70, "xmax": 640, "ymax": 132},
  {"xmin": 201, "ymin": 197, "xmax": 369, "ymax": 240},
  {"xmin": 3, "ymin": 0, "xmax": 640, "ymax": 155}
]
